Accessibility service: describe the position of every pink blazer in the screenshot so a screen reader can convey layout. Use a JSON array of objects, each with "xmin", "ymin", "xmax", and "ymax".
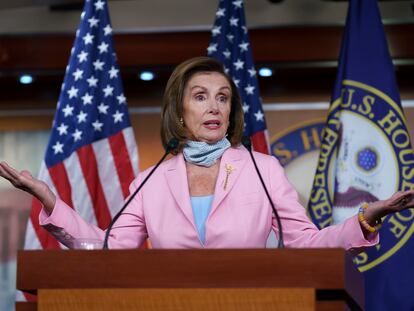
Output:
[{"xmin": 40, "ymin": 146, "xmax": 377, "ymax": 250}]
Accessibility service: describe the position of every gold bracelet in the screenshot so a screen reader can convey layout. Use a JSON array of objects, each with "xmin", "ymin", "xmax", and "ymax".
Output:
[{"xmin": 358, "ymin": 202, "xmax": 382, "ymax": 233}]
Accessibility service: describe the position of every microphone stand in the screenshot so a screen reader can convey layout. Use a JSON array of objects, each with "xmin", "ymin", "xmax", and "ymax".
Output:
[
  {"xmin": 242, "ymin": 137, "xmax": 284, "ymax": 248},
  {"xmin": 103, "ymin": 139, "xmax": 179, "ymax": 249}
]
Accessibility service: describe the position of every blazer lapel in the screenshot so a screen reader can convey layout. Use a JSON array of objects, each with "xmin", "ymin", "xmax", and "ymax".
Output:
[
  {"xmin": 164, "ymin": 154, "xmax": 196, "ymax": 228},
  {"xmin": 164, "ymin": 147, "xmax": 249, "ymax": 233},
  {"xmin": 210, "ymin": 147, "xmax": 248, "ymax": 215}
]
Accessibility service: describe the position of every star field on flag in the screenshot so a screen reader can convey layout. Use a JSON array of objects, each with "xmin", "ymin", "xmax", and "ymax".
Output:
[{"xmin": 208, "ymin": 0, "xmax": 269, "ymax": 153}]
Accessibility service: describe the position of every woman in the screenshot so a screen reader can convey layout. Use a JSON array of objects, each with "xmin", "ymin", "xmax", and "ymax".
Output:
[{"xmin": 0, "ymin": 57, "xmax": 413, "ymax": 249}]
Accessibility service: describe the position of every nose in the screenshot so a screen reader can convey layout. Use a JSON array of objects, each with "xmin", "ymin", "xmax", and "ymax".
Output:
[{"xmin": 207, "ymin": 98, "xmax": 219, "ymax": 114}]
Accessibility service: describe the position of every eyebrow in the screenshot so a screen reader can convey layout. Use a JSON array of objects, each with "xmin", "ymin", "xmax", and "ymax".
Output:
[{"xmin": 190, "ymin": 85, "xmax": 231, "ymax": 92}]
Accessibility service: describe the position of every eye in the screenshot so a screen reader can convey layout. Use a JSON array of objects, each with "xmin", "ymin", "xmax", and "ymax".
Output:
[
  {"xmin": 217, "ymin": 95, "xmax": 229, "ymax": 103},
  {"xmin": 194, "ymin": 93, "xmax": 206, "ymax": 101}
]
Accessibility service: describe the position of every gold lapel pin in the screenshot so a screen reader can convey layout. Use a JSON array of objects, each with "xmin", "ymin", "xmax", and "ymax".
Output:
[{"xmin": 223, "ymin": 164, "xmax": 235, "ymax": 191}]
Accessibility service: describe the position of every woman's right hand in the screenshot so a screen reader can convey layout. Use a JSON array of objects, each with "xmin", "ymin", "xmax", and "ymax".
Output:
[{"xmin": 0, "ymin": 161, "xmax": 56, "ymax": 214}]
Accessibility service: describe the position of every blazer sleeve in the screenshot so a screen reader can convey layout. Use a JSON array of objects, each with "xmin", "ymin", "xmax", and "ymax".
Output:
[
  {"xmin": 39, "ymin": 174, "xmax": 148, "ymax": 249},
  {"xmin": 268, "ymin": 156, "xmax": 379, "ymax": 251}
]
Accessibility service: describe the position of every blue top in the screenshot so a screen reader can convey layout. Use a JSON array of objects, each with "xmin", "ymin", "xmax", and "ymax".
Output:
[{"xmin": 190, "ymin": 195, "xmax": 214, "ymax": 244}]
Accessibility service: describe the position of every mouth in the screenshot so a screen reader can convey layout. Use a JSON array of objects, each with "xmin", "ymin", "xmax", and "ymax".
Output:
[{"xmin": 203, "ymin": 120, "xmax": 221, "ymax": 129}]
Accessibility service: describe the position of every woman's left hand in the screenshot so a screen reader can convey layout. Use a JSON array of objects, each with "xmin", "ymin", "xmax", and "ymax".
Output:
[{"xmin": 364, "ymin": 190, "xmax": 414, "ymax": 225}]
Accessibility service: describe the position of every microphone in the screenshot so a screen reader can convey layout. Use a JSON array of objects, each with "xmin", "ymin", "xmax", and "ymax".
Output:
[
  {"xmin": 102, "ymin": 138, "xmax": 179, "ymax": 249},
  {"xmin": 242, "ymin": 136, "xmax": 284, "ymax": 248}
]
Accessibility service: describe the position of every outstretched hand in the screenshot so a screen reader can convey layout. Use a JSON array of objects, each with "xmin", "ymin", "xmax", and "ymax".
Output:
[
  {"xmin": 382, "ymin": 190, "xmax": 414, "ymax": 213},
  {"xmin": 0, "ymin": 161, "xmax": 56, "ymax": 214},
  {"xmin": 365, "ymin": 189, "xmax": 414, "ymax": 225}
]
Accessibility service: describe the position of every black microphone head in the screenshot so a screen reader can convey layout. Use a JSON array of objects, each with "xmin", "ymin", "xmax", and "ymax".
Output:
[
  {"xmin": 166, "ymin": 138, "xmax": 179, "ymax": 152},
  {"xmin": 241, "ymin": 136, "xmax": 252, "ymax": 151}
]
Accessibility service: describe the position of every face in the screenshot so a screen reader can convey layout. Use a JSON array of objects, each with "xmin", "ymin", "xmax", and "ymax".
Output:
[{"xmin": 182, "ymin": 72, "xmax": 231, "ymax": 144}]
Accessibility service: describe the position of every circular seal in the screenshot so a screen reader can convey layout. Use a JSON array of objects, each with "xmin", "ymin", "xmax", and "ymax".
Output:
[{"xmin": 271, "ymin": 80, "xmax": 414, "ymax": 272}]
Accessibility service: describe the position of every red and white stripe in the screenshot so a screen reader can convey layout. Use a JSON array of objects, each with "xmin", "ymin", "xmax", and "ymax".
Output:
[
  {"xmin": 24, "ymin": 127, "xmax": 139, "ymax": 250},
  {"xmin": 251, "ymin": 129, "xmax": 270, "ymax": 155}
]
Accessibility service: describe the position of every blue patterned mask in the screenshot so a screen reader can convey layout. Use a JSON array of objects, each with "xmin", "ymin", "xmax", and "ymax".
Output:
[{"xmin": 183, "ymin": 138, "xmax": 231, "ymax": 167}]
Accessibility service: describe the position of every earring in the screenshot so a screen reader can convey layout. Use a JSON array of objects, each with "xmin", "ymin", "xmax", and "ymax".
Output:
[{"xmin": 179, "ymin": 117, "xmax": 184, "ymax": 126}]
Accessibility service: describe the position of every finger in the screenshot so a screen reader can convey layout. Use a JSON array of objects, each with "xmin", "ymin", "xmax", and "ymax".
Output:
[
  {"xmin": 21, "ymin": 170, "xmax": 33, "ymax": 179},
  {"xmin": 389, "ymin": 191, "xmax": 406, "ymax": 204},
  {"xmin": 397, "ymin": 193, "xmax": 413, "ymax": 208},
  {"xmin": 402, "ymin": 190, "xmax": 414, "ymax": 199},
  {"xmin": 0, "ymin": 162, "xmax": 31, "ymax": 188},
  {"xmin": 0, "ymin": 161, "xmax": 19, "ymax": 176},
  {"xmin": 1, "ymin": 162, "xmax": 23, "ymax": 182},
  {"xmin": 0, "ymin": 161, "xmax": 9, "ymax": 174},
  {"xmin": 405, "ymin": 193, "xmax": 414, "ymax": 206},
  {"xmin": 19, "ymin": 171, "xmax": 37, "ymax": 190},
  {"xmin": 0, "ymin": 163, "xmax": 16, "ymax": 182}
]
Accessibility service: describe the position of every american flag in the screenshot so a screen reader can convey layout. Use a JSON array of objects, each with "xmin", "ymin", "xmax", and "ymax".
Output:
[
  {"xmin": 208, "ymin": 0, "xmax": 269, "ymax": 153},
  {"xmin": 23, "ymin": 0, "xmax": 138, "ymax": 252}
]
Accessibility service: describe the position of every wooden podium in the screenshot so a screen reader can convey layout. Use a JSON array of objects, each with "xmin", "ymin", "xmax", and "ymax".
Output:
[{"xmin": 16, "ymin": 248, "xmax": 363, "ymax": 311}]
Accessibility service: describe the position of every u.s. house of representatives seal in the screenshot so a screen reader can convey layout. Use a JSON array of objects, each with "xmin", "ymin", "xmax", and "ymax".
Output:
[{"xmin": 272, "ymin": 81, "xmax": 414, "ymax": 272}]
